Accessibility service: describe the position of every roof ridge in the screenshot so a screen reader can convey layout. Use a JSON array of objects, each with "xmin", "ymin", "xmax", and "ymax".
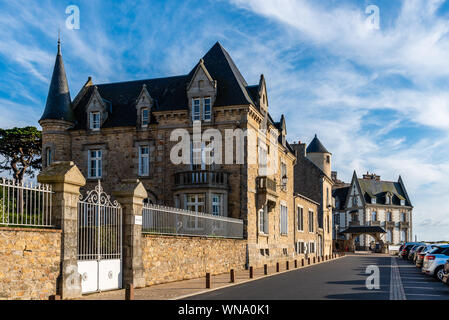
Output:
[{"xmin": 95, "ymin": 74, "xmax": 189, "ymax": 87}]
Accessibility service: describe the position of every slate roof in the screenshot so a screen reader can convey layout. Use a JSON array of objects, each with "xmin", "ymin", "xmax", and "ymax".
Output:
[
  {"xmin": 358, "ymin": 178, "xmax": 411, "ymax": 206},
  {"xmin": 340, "ymin": 226, "xmax": 386, "ymax": 234},
  {"xmin": 306, "ymin": 134, "xmax": 330, "ymax": 154},
  {"xmin": 72, "ymin": 42, "xmax": 257, "ymax": 129},
  {"xmin": 332, "ymin": 186, "xmax": 350, "ymax": 210},
  {"xmin": 40, "ymin": 41, "xmax": 75, "ymax": 122}
]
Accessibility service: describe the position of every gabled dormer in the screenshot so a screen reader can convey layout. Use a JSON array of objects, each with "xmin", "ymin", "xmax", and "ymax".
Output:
[
  {"xmin": 86, "ymin": 86, "xmax": 108, "ymax": 131},
  {"xmin": 136, "ymin": 84, "xmax": 153, "ymax": 128},
  {"xmin": 187, "ymin": 59, "xmax": 217, "ymax": 123}
]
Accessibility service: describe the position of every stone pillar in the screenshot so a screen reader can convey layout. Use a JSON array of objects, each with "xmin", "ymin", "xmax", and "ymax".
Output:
[
  {"xmin": 38, "ymin": 161, "xmax": 86, "ymax": 299},
  {"xmin": 113, "ymin": 179, "xmax": 147, "ymax": 288}
]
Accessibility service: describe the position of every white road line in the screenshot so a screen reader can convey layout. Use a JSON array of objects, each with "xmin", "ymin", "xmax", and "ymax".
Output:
[{"xmin": 389, "ymin": 257, "xmax": 406, "ymax": 300}]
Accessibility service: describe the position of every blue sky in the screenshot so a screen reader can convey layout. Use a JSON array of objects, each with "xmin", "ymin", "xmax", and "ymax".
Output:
[{"xmin": 1, "ymin": 0, "xmax": 449, "ymax": 241}]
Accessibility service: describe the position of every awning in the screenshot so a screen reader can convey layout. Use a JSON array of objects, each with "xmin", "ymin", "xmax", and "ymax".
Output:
[{"xmin": 340, "ymin": 226, "xmax": 386, "ymax": 234}]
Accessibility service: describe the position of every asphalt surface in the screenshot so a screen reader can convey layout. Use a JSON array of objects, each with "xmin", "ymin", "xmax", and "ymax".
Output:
[{"xmin": 185, "ymin": 254, "xmax": 449, "ymax": 300}]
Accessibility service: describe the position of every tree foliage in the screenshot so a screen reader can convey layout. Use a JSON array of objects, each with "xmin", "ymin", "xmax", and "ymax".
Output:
[{"xmin": 0, "ymin": 126, "xmax": 42, "ymax": 182}]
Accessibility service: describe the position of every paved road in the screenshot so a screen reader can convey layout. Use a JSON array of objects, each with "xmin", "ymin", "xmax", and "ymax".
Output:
[{"xmin": 186, "ymin": 254, "xmax": 449, "ymax": 300}]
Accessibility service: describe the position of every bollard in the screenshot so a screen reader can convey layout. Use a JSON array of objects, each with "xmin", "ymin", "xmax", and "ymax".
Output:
[
  {"xmin": 206, "ymin": 273, "xmax": 211, "ymax": 289},
  {"xmin": 49, "ymin": 295, "xmax": 61, "ymax": 300},
  {"xmin": 276, "ymin": 262, "xmax": 280, "ymax": 272},
  {"xmin": 249, "ymin": 266, "xmax": 254, "ymax": 279},
  {"xmin": 125, "ymin": 284, "xmax": 134, "ymax": 300},
  {"xmin": 230, "ymin": 269, "xmax": 235, "ymax": 283},
  {"xmin": 313, "ymin": 257, "xmax": 316, "ymax": 264},
  {"xmin": 286, "ymin": 261, "xmax": 289, "ymax": 270},
  {"xmin": 264, "ymin": 264, "xmax": 268, "ymax": 275},
  {"xmin": 308, "ymin": 258, "xmax": 310, "ymax": 265},
  {"xmin": 294, "ymin": 260, "xmax": 298, "ymax": 268},
  {"xmin": 302, "ymin": 259, "xmax": 305, "ymax": 267}
]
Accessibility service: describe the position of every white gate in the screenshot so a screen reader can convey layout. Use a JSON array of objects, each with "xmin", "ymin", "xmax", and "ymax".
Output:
[{"xmin": 77, "ymin": 181, "xmax": 122, "ymax": 294}]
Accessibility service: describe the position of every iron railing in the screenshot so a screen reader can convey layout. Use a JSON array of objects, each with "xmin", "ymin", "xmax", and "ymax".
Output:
[
  {"xmin": 174, "ymin": 170, "xmax": 229, "ymax": 189},
  {"xmin": 142, "ymin": 204, "xmax": 243, "ymax": 239},
  {"xmin": 0, "ymin": 178, "xmax": 53, "ymax": 227}
]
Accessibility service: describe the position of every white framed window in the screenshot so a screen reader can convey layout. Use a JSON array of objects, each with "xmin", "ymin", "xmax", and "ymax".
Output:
[
  {"xmin": 90, "ymin": 112, "xmax": 101, "ymax": 130},
  {"xmin": 88, "ymin": 149, "xmax": 102, "ymax": 178},
  {"xmin": 308, "ymin": 210, "xmax": 314, "ymax": 233},
  {"xmin": 258, "ymin": 144, "xmax": 268, "ymax": 175},
  {"xmin": 401, "ymin": 212, "xmax": 407, "ymax": 222},
  {"xmin": 141, "ymin": 108, "xmax": 149, "ymax": 127},
  {"xmin": 192, "ymin": 99, "xmax": 201, "ymax": 121},
  {"xmin": 371, "ymin": 197, "xmax": 376, "ymax": 204},
  {"xmin": 139, "ymin": 146, "xmax": 150, "ymax": 176},
  {"xmin": 400, "ymin": 199, "xmax": 405, "ymax": 206},
  {"xmin": 309, "ymin": 241, "xmax": 315, "ymax": 253},
  {"xmin": 387, "ymin": 229, "xmax": 392, "ymax": 243},
  {"xmin": 296, "ymin": 241, "xmax": 305, "ymax": 254},
  {"xmin": 259, "ymin": 205, "xmax": 268, "ymax": 234},
  {"xmin": 203, "ymin": 97, "xmax": 211, "ymax": 121},
  {"xmin": 185, "ymin": 194, "xmax": 205, "ymax": 229},
  {"xmin": 46, "ymin": 147, "xmax": 52, "ymax": 166},
  {"xmin": 297, "ymin": 206, "xmax": 303, "ymax": 231},
  {"xmin": 387, "ymin": 212, "xmax": 392, "ymax": 221},
  {"xmin": 371, "ymin": 211, "xmax": 377, "ymax": 221},
  {"xmin": 211, "ymin": 194, "xmax": 223, "ymax": 216},
  {"xmin": 280, "ymin": 205, "xmax": 288, "ymax": 235},
  {"xmin": 400, "ymin": 230, "xmax": 406, "ymax": 242}
]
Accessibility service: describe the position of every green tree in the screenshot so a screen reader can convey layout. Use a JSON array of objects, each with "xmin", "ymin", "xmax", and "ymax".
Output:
[{"xmin": 0, "ymin": 126, "xmax": 42, "ymax": 182}]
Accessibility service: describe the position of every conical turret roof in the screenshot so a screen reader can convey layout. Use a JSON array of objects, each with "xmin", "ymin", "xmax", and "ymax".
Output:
[
  {"xmin": 40, "ymin": 39, "xmax": 75, "ymax": 122},
  {"xmin": 306, "ymin": 134, "xmax": 330, "ymax": 154}
]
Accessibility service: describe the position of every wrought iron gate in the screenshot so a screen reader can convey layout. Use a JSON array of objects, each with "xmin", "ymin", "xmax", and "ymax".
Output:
[{"xmin": 77, "ymin": 181, "xmax": 122, "ymax": 294}]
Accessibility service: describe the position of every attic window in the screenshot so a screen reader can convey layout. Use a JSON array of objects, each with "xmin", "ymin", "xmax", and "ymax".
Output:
[
  {"xmin": 385, "ymin": 195, "xmax": 391, "ymax": 205},
  {"xmin": 371, "ymin": 197, "xmax": 376, "ymax": 204},
  {"xmin": 141, "ymin": 108, "xmax": 149, "ymax": 127},
  {"xmin": 400, "ymin": 199, "xmax": 405, "ymax": 206},
  {"xmin": 90, "ymin": 112, "xmax": 100, "ymax": 130},
  {"xmin": 326, "ymin": 155, "xmax": 330, "ymax": 163}
]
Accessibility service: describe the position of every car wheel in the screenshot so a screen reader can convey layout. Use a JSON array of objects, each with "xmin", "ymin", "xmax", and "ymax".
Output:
[{"xmin": 434, "ymin": 267, "xmax": 444, "ymax": 281}]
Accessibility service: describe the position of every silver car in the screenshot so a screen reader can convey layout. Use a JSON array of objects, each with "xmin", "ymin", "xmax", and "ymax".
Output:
[{"xmin": 422, "ymin": 245, "xmax": 449, "ymax": 281}]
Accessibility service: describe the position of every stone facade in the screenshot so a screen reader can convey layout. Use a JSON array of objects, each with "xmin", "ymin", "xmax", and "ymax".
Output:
[
  {"xmin": 333, "ymin": 171, "xmax": 413, "ymax": 248},
  {"xmin": 141, "ymin": 235, "xmax": 246, "ymax": 285},
  {"xmin": 293, "ymin": 194, "xmax": 319, "ymax": 259},
  {"xmin": 291, "ymin": 139, "xmax": 334, "ymax": 257},
  {"xmin": 0, "ymin": 227, "xmax": 61, "ymax": 300}
]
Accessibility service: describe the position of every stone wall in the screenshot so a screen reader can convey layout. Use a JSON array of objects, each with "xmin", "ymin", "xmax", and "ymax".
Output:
[
  {"xmin": 0, "ymin": 227, "xmax": 61, "ymax": 300},
  {"xmin": 141, "ymin": 235, "xmax": 246, "ymax": 286}
]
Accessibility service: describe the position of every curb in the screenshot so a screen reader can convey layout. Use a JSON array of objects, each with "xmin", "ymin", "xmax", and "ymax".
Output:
[{"xmin": 172, "ymin": 255, "xmax": 347, "ymax": 300}]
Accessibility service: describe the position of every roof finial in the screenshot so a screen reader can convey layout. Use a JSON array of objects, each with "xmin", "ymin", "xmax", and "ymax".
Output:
[{"xmin": 57, "ymin": 28, "xmax": 61, "ymax": 54}]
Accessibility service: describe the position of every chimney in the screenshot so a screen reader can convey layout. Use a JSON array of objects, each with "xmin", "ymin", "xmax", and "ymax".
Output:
[
  {"xmin": 362, "ymin": 172, "xmax": 381, "ymax": 181},
  {"xmin": 291, "ymin": 142, "xmax": 306, "ymax": 158}
]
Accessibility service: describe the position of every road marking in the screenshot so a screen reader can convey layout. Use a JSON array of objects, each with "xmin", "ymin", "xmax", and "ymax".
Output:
[{"xmin": 389, "ymin": 257, "xmax": 406, "ymax": 300}]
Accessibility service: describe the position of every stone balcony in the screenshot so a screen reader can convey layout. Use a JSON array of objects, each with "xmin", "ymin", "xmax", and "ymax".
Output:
[
  {"xmin": 368, "ymin": 221, "xmax": 381, "ymax": 227},
  {"xmin": 173, "ymin": 170, "xmax": 229, "ymax": 190},
  {"xmin": 385, "ymin": 221, "xmax": 395, "ymax": 229},
  {"xmin": 400, "ymin": 221, "xmax": 410, "ymax": 229},
  {"xmin": 256, "ymin": 176, "xmax": 278, "ymax": 209}
]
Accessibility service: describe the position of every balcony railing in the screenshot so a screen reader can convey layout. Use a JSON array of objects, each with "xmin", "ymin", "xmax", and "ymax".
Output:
[
  {"xmin": 369, "ymin": 221, "xmax": 381, "ymax": 227},
  {"xmin": 174, "ymin": 170, "xmax": 229, "ymax": 189},
  {"xmin": 400, "ymin": 221, "xmax": 410, "ymax": 229},
  {"xmin": 385, "ymin": 221, "xmax": 395, "ymax": 229}
]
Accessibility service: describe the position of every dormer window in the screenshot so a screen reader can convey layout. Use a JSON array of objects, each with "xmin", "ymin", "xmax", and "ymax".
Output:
[
  {"xmin": 192, "ymin": 99, "xmax": 201, "ymax": 121},
  {"xmin": 141, "ymin": 108, "xmax": 149, "ymax": 127},
  {"xmin": 400, "ymin": 199, "xmax": 405, "ymax": 206},
  {"xmin": 90, "ymin": 112, "xmax": 101, "ymax": 130},
  {"xmin": 203, "ymin": 97, "xmax": 211, "ymax": 121},
  {"xmin": 371, "ymin": 197, "xmax": 376, "ymax": 204}
]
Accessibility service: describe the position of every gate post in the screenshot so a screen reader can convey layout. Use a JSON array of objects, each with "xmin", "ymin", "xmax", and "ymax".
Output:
[
  {"xmin": 38, "ymin": 161, "xmax": 86, "ymax": 299},
  {"xmin": 113, "ymin": 179, "xmax": 147, "ymax": 289}
]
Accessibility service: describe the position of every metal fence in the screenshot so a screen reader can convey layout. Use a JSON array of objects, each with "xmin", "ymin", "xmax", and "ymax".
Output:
[
  {"xmin": 0, "ymin": 178, "xmax": 53, "ymax": 227},
  {"xmin": 142, "ymin": 204, "xmax": 244, "ymax": 239}
]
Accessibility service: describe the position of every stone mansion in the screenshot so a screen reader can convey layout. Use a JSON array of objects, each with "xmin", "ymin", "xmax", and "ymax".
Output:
[{"xmin": 39, "ymin": 40, "xmax": 337, "ymax": 266}]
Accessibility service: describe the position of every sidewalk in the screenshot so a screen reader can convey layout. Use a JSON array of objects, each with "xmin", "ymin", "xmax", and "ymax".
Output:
[{"xmin": 78, "ymin": 255, "xmax": 345, "ymax": 300}]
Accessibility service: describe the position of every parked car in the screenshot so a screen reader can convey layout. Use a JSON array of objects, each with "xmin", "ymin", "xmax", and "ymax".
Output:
[
  {"xmin": 422, "ymin": 245, "xmax": 449, "ymax": 281},
  {"xmin": 442, "ymin": 259, "xmax": 449, "ymax": 285},
  {"xmin": 400, "ymin": 243, "xmax": 423, "ymax": 260},
  {"xmin": 408, "ymin": 244, "xmax": 425, "ymax": 261},
  {"xmin": 416, "ymin": 245, "xmax": 438, "ymax": 268},
  {"xmin": 411, "ymin": 245, "xmax": 426, "ymax": 263}
]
